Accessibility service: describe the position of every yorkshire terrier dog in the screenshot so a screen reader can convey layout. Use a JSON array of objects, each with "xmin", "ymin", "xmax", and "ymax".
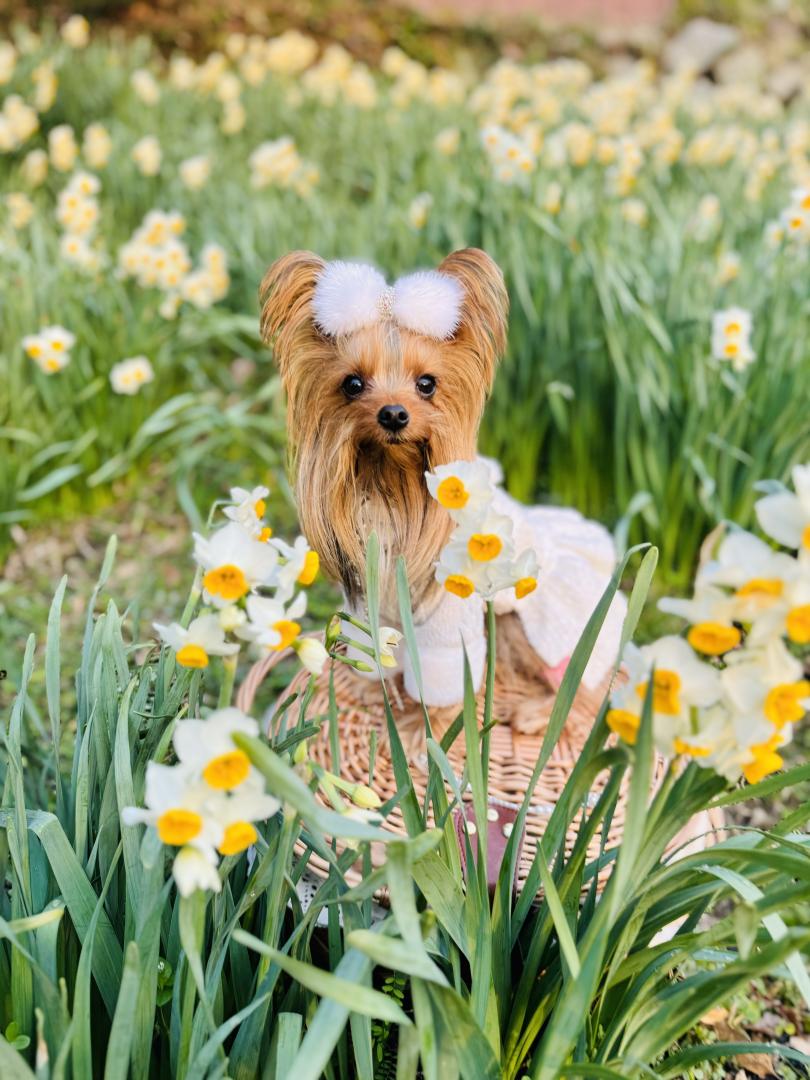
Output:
[{"xmin": 260, "ymin": 248, "xmax": 625, "ymax": 736}]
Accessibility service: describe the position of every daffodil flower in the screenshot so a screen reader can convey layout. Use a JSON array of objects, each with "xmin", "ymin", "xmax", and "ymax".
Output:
[
  {"xmin": 378, "ymin": 626, "xmax": 403, "ymax": 668},
  {"xmin": 205, "ymin": 773, "xmax": 281, "ymax": 856},
  {"xmin": 755, "ymin": 464, "xmax": 810, "ymax": 553},
  {"xmin": 172, "ymin": 708, "xmax": 259, "ymax": 791},
  {"xmin": 121, "ymin": 762, "xmax": 222, "ymax": 853},
  {"xmin": 40, "ymin": 325, "xmax": 76, "ymax": 353},
  {"xmin": 739, "ymin": 731, "xmax": 788, "ymax": 784},
  {"xmin": 608, "ymin": 636, "xmax": 722, "ymax": 752},
  {"xmin": 193, "ymin": 522, "xmax": 279, "ymax": 606},
  {"xmin": 154, "ymin": 613, "xmax": 239, "ymax": 668},
  {"xmin": 658, "ymin": 585, "xmax": 741, "ymax": 655},
  {"xmin": 697, "ymin": 530, "xmax": 798, "ymax": 623},
  {"xmin": 237, "ymin": 592, "xmax": 307, "ymax": 650},
  {"xmin": 425, "ymin": 460, "xmax": 495, "ymax": 520},
  {"xmin": 744, "ymin": 574, "xmax": 810, "ymax": 648},
  {"xmin": 510, "ymin": 548, "xmax": 540, "ymax": 600},
  {"xmin": 172, "ymin": 846, "xmax": 222, "ymax": 897},
  {"xmin": 721, "ymin": 639, "xmax": 810, "ymax": 731},
  {"xmin": 271, "ymin": 535, "xmax": 320, "ymax": 594},
  {"xmin": 223, "ymin": 485, "xmax": 270, "ymax": 538},
  {"xmin": 435, "ymin": 537, "xmax": 516, "ymax": 601}
]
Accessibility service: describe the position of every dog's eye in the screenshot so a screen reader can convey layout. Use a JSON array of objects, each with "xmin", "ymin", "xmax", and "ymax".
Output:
[
  {"xmin": 416, "ymin": 375, "xmax": 436, "ymax": 397},
  {"xmin": 341, "ymin": 374, "xmax": 365, "ymax": 399}
]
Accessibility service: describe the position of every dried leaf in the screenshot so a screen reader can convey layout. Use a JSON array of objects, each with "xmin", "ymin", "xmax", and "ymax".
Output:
[
  {"xmin": 700, "ymin": 1005, "xmax": 729, "ymax": 1026},
  {"xmin": 732, "ymin": 1050, "xmax": 775, "ymax": 1078}
]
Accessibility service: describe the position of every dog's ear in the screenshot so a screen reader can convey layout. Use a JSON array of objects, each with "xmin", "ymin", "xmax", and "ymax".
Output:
[
  {"xmin": 259, "ymin": 250, "xmax": 326, "ymax": 379},
  {"xmin": 437, "ymin": 248, "xmax": 509, "ymax": 390}
]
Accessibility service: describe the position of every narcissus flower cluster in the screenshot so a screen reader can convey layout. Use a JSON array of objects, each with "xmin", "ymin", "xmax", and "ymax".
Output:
[
  {"xmin": 21, "ymin": 324, "xmax": 76, "ymax": 375},
  {"xmin": 426, "ymin": 460, "xmax": 539, "ymax": 603},
  {"xmin": 608, "ymin": 465, "xmax": 810, "ymax": 784},
  {"xmin": 116, "ymin": 210, "xmax": 230, "ymax": 315},
  {"xmin": 711, "ymin": 307, "xmax": 755, "ymax": 371},
  {"xmin": 154, "ymin": 484, "xmax": 323, "ymax": 671},
  {"xmin": 122, "ymin": 708, "xmax": 280, "ymax": 896}
]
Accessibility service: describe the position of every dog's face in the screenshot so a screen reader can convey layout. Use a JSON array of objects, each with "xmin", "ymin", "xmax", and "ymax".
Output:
[
  {"xmin": 325, "ymin": 322, "xmax": 487, "ymax": 465},
  {"xmin": 261, "ymin": 248, "xmax": 508, "ymax": 467},
  {"xmin": 259, "ymin": 248, "xmax": 509, "ymax": 600}
]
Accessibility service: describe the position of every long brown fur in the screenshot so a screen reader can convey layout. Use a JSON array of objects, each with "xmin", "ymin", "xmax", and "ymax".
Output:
[
  {"xmin": 260, "ymin": 248, "xmax": 556, "ymax": 732},
  {"xmin": 260, "ymin": 248, "xmax": 507, "ymax": 615}
]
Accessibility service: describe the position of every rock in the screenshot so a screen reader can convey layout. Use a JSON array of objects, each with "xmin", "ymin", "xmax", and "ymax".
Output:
[
  {"xmin": 663, "ymin": 18, "xmax": 740, "ymax": 74},
  {"xmin": 715, "ymin": 44, "xmax": 766, "ymax": 86},
  {"xmin": 767, "ymin": 60, "xmax": 807, "ymax": 103}
]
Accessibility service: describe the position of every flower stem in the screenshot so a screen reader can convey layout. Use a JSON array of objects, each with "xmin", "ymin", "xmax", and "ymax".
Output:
[
  {"xmin": 179, "ymin": 568, "xmax": 203, "ymax": 629},
  {"xmin": 218, "ymin": 651, "xmax": 239, "ymax": 708},
  {"xmin": 482, "ymin": 600, "xmax": 496, "ymax": 788}
]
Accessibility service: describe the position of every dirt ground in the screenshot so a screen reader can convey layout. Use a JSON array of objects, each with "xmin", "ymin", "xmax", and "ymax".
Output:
[{"xmin": 405, "ymin": 0, "xmax": 674, "ymax": 27}]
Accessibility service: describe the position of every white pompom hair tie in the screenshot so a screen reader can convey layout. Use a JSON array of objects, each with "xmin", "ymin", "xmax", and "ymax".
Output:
[{"xmin": 312, "ymin": 261, "xmax": 464, "ymax": 340}]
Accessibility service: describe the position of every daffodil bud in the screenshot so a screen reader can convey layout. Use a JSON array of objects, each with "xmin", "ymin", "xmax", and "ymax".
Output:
[
  {"xmin": 325, "ymin": 614, "xmax": 342, "ymax": 649},
  {"xmin": 350, "ymin": 783, "xmax": 381, "ymax": 810},
  {"xmin": 337, "ymin": 656, "xmax": 374, "ymax": 673},
  {"xmin": 293, "ymin": 637, "xmax": 329, "ymax": 676},
  {"xmin": 292, "ymin": 738, "xmax": 308, "ymax": 765}
]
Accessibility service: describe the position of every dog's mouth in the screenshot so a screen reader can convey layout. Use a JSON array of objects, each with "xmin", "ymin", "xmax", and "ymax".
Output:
[{"xmin": 357, "ymin": 436, "xmax": 429, "ymax": 461}]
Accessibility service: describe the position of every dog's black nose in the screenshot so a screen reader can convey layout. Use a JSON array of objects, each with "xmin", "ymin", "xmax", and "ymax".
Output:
[{"xmin": 377, "ymin": 404, "xmax": 409, "ymax": 432}]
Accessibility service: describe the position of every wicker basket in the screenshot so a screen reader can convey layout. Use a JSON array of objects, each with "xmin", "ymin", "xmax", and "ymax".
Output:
[{"xmin": 236, "ymin": 640, "xmax": 722, "ymax": 898}]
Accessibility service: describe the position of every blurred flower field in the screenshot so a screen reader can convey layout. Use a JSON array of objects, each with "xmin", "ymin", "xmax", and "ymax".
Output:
[
  {"xmin": 4, "ymin": 12, "xmax": 810, "ymax": 1079},
  {"xmin": 2, "ymin": 15, "xmax": 810, "ymax": 588}
]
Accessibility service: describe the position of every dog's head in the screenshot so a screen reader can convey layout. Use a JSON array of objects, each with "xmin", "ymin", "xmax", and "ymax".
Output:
[
  {"xmin": 259, "ymin": 248, "xmax": 508, "ymax": 601},
  {"xmin": 261, "ymin": 247, "xmax": 508, "ymax": 463}
]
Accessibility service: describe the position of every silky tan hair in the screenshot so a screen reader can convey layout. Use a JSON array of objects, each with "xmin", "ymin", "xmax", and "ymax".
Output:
[{"xmin": 260, "ymin": 248, "xmax": 509, "ymax": 620}]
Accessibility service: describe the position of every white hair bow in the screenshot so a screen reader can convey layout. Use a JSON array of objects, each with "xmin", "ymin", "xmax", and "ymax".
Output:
[{"xmin": 312, "ymin": 261, "xmax": 463, "ymax": 340}]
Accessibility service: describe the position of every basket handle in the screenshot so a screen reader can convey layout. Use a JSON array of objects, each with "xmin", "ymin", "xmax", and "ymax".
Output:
[{"xmin": 235, "ymin": 631, "xmax": 326, "ymax": 714}]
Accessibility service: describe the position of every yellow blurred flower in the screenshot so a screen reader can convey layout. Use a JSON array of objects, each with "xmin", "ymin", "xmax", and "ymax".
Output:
[{"xmin": 61, "ymin": 15, "xmax": 90, "ymax": 49}]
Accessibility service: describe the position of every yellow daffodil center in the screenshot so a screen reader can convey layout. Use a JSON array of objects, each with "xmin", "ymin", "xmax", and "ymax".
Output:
[
  {"xmin": 27, "ymin": 343, "xmax": 42, "ymax": 358},
  {"xmin": 436, "ymin": 476, "xmax": 469, "ymax": 510},
  {"xmin": 786, "ymin": 605, "xmax": 810, "ymax": 644},
  {"xmin": 764, "ymin": 681, "xmax": 810, "ymax": 728},
  {"xmin": 254, "ymin": 498, "xmax": 266, "ymax": 517},
  {"xmin": 802, "ymin": 525, "xmax": 810, "ymax": 550},
  {"xmin": 297, "ymin": 550, "xmax": 319, "ymax": 585},
  {"xmin": 444, "ymin": 574, "xmax": 475, "ymax": 599},
  {"xmin": 606, "ymin": 708, "xmax": 640, "ymax": 745},
  {"xmin": 636, "ymin": 669, "xmax": 681, "ymax": 715},
  {"xmin": 175, "ymin": 643, "xmax": 209, "ymax": 668},
  {"xmin": 157, "ymin": 808, "xmax": 202, "ymax": 846},
  {"xmin": 724, "ymin": 321, "xmax": 741, "ymax": 335},
  {"xmin": 272, "ymin": 619, "xmax": 301, "ymax": 650},
  {"xmin": 51, "ymin": 340, "xmax": 64, "ymax": 351},
  {"xmin": 515, "ymin": 577, "xmax": 537, "ymax": 599},
  {"xmin": 258, "ymin": 526, "xmax": 273, "ymax": 542},
  {"xmin": 687, "ymin": 622, "xmax": 741, "ymax": 656},
  {"xmin": 45, "ymin": 358, "xmax": 61, "ymax": 372},
  {"xmin": 218, "ymin": 821, "xmax": 258, "ymax": 856},
  {"xmin": 723, "ymin": 341, "xmax": 739, "ymax": 357},
  {"xmin": 202, "ymin": 749, "xmax": 251, "ymax": 790},
  {"xmin": 742, "ymin": 735, "xmax": 783, "ymax": 784},
  {"xmin": 468, "ymin": 533, "xmax": 503, "ymax": 562},
  {"xmin": 735, "ymin": 578, "xmax": 783, "ymax": 599},
  {"xmin": 673, "ymin": 736, "xmax": 711, "ymax": 758},
  {"xmin": 203, "ymin": 564, "xmax": 249, "ymax": 601}
]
